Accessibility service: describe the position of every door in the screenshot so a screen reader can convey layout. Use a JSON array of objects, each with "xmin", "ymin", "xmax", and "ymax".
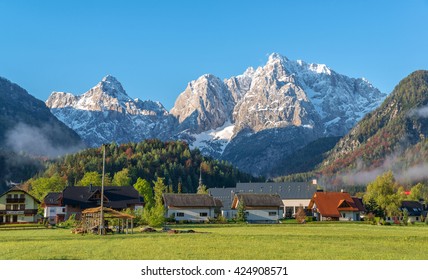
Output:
[
  {"xmin": 5, "ymin": 215, "xmax": 10, "ymax": 223},
  {"xmin": 12, "ymin": 215, "xmax": 18, "ymax": 223}
]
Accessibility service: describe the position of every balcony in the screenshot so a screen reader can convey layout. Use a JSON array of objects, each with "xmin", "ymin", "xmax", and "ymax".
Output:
[
  {"xmin": 6, "ymin": 198, "xmax": 25, "ymax": 203},
  {"xmin": 0, "ymin": 209, "xmax": 38, "ymax": 215}
]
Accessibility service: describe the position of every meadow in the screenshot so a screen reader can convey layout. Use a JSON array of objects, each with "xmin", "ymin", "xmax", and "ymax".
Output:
[{"xmin": 0, "ymin": 223, "xmax": 427, "ymax": 260}]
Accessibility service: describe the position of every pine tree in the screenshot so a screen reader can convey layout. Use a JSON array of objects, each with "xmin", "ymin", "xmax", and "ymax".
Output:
[{"xmin": 236, "ymin": 200, "xmax": 246, "ymax": 223}]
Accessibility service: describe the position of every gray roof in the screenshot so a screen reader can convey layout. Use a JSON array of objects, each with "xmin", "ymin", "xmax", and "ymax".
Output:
[
  {"xmin": 236, "ymin": 182, "xmax": 316, "ymax": 199},
  {"xmin": 209, "ymin": 182, "xmax": 316, "ymax": 210},
  {"xmin": 62, "ymin": 186, "xmax": 142, "ymax": 210},
  {"xmin": 43, "ymin": 192, "xmax": 62, "ymax": 205},
  {"xmin": 163, "ymin": 194, "xmax": 222, "ymax": 208},
  {"xmin": 233, "ymin": 193, "xmax": 284, "ymax": 208}
]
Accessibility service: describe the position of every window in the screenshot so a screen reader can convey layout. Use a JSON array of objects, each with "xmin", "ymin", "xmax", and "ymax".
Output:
[
  {"xmin": 200, "ymin": 212, "xmax": 208, "ymax": 217},
  {"xmin": 269, "ymin": 212, "xmax": 277, "ymax": 216},
  {"xmin": 176, "ymin": 212, "xmax": 184, "ymax": 217},
  {"xmin": 50, "ymin": 208, "xmax": 55, "ymax": 213},
  {"xmin": 13, "ymin": 204, "xmax": 19, "ymax": 210},
  {"xmin": 19, "ymin": 204, "xmax": 25, "ymax": 210},
  {"xmin": 7, "ymin": 194, "xmax": 11, "ymax": 199},
  {"xmin": 285, "ymin": 207, "xmax": 293, "ymax": 218},
  {"xmin": 20, "ymin": 194, "xmax": 25, "ymax": 199},
  {"xmin": 6, "ymin": 205, "xmax": 11, "ymax": 210}
]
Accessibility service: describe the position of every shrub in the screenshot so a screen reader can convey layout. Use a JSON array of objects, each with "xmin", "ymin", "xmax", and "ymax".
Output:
[
  {"xmin": 364, "ymin": 213, "xmax": 376, "ymax": 225},
  {"xmin": 58, "ymin": 214, "xmax": 77, "ymax": 228},
  {"xmin": 295, "ymin": 207, "xmax": 307, "ymax": 224}
]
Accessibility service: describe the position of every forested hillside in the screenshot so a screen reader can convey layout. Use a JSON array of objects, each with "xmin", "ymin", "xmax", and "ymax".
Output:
[
  {"xmin": 319, "ymin": 70, "xmax": 428, "ymax": 185},
  {"xmin": 26, "ymin": 139, "xmax": 259, "ymax": 200}
]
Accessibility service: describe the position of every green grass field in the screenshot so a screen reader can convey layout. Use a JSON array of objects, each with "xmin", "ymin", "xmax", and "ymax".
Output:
[{"xmin": 0, "ymin": 223, "xmax": 427, "ymax": 260}]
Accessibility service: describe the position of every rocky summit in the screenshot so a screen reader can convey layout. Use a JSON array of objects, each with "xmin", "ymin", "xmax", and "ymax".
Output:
[{"xmin": 46, "ymin": 53, "xmax": 387, "ymax": 176}]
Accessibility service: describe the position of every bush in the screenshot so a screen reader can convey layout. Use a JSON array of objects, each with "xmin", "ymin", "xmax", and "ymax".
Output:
[
  {"xmin": 295, "ymin": 207, "xmax": 307, "ymax": 224},
  {"xmin": 58, "ymin": 214, "xmax": 77, "ymax": 228},
  {"xmin": 215, "ymin": 215, "xmax": 227, "ymax": 224},
  {"xmin": 364, "ymin": 213, "xmax": 376, "ymax": 225},
  {"xmin": 305, "ymin": 216, "xmax": 315, "ymax": 223}
]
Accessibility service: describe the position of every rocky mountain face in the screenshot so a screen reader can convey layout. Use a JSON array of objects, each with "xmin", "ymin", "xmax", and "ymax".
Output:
[
  {"xmin": 47, "ymin": 75, "xmax": 177, "ymax": 147},
  {"xmin": 319, "ymin": 70, "xmax": 428, "ymax": 185},
  {"xmin": 46, "ymin": 53, "xmax": 386, "ymax": 177},
  {"xmin": 170, "ymin": 74, "xmax": 235, "ymax": 133}
]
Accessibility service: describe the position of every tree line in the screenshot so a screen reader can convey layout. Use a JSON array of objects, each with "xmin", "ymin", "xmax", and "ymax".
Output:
[{"xmin": 24, "ymin": 139, "xmax": 259, "ymax": 201}]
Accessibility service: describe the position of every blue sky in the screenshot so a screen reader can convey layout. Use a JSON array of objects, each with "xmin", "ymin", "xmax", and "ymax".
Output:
[{"xmin": 1, "ymin": 0, "xmax": 427, "ymax": 109}]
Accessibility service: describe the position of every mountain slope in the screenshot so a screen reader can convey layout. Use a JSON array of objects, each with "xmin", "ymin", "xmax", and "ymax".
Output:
[
  {"xmin": 320, "ymin": 70, "xmax": 428, "ymax": 185},
  {"xmin": 0, "ymin": 76, "xmax": 83, "ymax": 156}
]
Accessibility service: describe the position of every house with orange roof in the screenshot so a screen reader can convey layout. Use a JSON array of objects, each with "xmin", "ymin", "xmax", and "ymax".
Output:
[{"xmin": 308, "ymin": 190, "xmax": 365, "ymax": 221}]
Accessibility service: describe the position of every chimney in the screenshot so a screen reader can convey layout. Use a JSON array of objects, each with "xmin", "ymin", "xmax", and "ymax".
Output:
[{"xmin": 89, "ymin": 183, "xmax": 92, "ymax": 192}]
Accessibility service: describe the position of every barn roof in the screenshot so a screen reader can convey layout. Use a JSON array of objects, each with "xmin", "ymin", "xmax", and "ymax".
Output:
[
  {"xmin": 62, "ymin": 186, "xmax": 143, "ymax": 210},
  {"xmin": 209, "ymin": 182, "xmax": 316, "ymax": 210},
  {"xmin": 43, "ymin": 192, "xmax": 62, "ymax": 206},
  {"xmin": 82, "ymin": 206, "xmax": 135, "ymax": 219},
  {"xmin": 231, "ymin": 193, "xmax": 284, "ymax": 209},
  {"xmin": 163, "ymin": 194, "xmax": 221, "ymax": 208}
]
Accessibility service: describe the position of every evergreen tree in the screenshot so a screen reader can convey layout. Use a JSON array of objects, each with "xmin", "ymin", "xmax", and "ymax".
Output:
[{"xmin": 236, "ymin": 200, "xmax": 246, "ymax": 223}]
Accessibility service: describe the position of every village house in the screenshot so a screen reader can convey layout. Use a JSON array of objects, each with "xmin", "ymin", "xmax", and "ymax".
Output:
[
  {"xmin": 163, "ymin": 193, "xmax": 222, "ymax": 222},
  {"xmin": 385, "ymin": 200, "xmax": 427, "ymax": 224},
  {"xmin": 0, "ymin": 185, "xmax": 40, "ymax": 224},
  {"xmin": 44, "ymin": 185, "xmax": 143, "ymax": 222},
  {"xmin": 308, "ymin": 190, "xmax": 365, "ymax": 221},
  {"xmin": 209, "ymin": 181, "xmax": 317, "ymax": 219},
  {"xmin": 231, "ymin": 193, "xmax": 284, "ymax": 223},
  {"xmin": 42, "ymin": 192, "xmax": 64, "ymax": 225}
]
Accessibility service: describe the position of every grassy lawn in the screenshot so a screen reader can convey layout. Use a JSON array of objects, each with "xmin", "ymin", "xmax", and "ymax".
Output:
[{"xmin": 0, "ymin": 223, "xmax": 427, "ymax": 260}]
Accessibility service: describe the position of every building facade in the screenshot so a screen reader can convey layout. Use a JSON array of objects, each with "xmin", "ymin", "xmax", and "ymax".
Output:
[
  {"xmin": 231, "ymin": 193, "xmax": 284, "ymax": 223},
  {"xmin": 163, "ymin": 193, "xmax": 222, "ymax": 222},
  {"xmin": 209, "ymin": 181, "xmax": 317, "ymax": 219},
  {"xmin": 0, "ymin": 185, "xmax": 40, "ymax": 224}
]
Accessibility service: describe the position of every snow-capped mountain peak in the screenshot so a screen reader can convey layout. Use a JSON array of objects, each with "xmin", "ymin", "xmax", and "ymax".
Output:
[{"xmin": 46, "ymin": 52, "xmax": 387, "ymax": 176}]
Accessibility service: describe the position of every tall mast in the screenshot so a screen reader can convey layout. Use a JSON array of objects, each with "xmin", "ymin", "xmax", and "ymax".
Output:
[{"xmin": 99, "ymin": 144, "xmax": 106, "ymax": 235}]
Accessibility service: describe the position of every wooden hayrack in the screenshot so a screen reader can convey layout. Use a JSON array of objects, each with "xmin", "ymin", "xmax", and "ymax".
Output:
[{"xmin": 81, "ymin": 206, "xmax": 135, "ymax": 234}]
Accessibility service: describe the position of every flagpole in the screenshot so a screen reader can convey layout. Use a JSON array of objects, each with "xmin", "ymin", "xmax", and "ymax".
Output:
[{"xmin": 100, "ymin": 144, "xmax": 106, "ymax": 235}]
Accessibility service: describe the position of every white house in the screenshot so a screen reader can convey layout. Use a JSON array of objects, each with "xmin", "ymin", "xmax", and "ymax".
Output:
[
  {"xmin": 209, "ymin": 182, "xmax": 317, "ymax": 218},
  {"xmin": 231, "ymin": 193, "xmax": 284, "ymax": 223},
  {"xmin": 0, "ymin": 185, "xmax": 40, "ymax": 224},
  {"xmin": 42, "ymin": 192, "xmax": 65, "ymax": 225},
  {"xmin": 163, "ymin": 194, "xmax": 222, "ymax": 222}
]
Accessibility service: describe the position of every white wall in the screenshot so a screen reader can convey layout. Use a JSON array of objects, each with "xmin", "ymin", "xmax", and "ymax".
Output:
[
  {"xmin": 283, "ymin": 199, "xmax": 310, "ymax": 217},
  {"xmin": 245, "ymin": 209, "xmax": 283, "ymax": 223},
  {"xmin": 167, "ymin": 208, "xmax": 214, "ymax": 222}
]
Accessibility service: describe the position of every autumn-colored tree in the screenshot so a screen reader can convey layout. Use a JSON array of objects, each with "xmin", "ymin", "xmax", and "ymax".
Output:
[{"xmin": 295, "ymin": 206, "xmax": 307, "ymax": 224}]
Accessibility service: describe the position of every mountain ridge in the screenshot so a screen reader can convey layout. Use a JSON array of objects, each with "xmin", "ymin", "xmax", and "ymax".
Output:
[{"xmin": 45, "ymin": 53, "xmax": 387, "ymax": 176}]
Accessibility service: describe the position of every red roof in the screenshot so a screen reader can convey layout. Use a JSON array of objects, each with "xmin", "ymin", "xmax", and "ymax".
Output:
[{"xmin": 308, "ymin": 192, "xmax": 364, "ymax": 218}]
